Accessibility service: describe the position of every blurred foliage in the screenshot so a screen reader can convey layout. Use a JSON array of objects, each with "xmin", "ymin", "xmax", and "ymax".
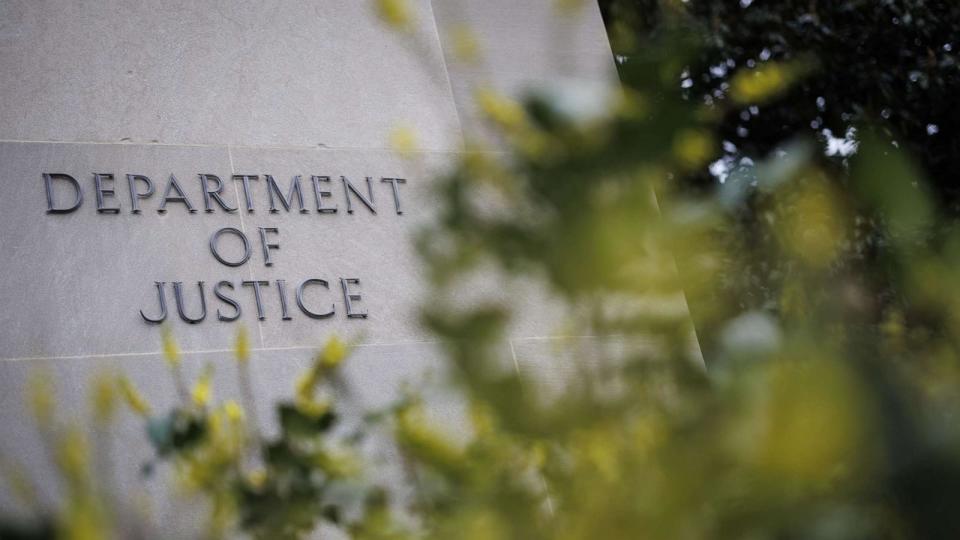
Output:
[
  {"xmin": 5, "ymin": 1, "xmax": 960, "ymax": 539},
  {"xmin": 598, "ymin": 0, "xmax": 960, "ymax": 353},
  {"xmin": 600, "ymin": 0, "xmax": 960, "ymax": 212}
]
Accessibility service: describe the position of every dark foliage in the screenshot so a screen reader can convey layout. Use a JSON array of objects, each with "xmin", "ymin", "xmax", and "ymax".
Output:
[{"xmin": 600, "ymin": 0, "xmax": 960, "ymax": 213}]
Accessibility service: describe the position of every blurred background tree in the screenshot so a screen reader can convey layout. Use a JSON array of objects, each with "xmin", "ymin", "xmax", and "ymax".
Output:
[
  {"xmin": 6, "ymin": 1, "xmax": 960, "ymax": 539},
  {"xmin": 600, "ymin": 0, "xmax": 960, "ymax": 210},
  {"xmin": 599, "ymin": 0, "xmax": 960, "ymax": 358}
]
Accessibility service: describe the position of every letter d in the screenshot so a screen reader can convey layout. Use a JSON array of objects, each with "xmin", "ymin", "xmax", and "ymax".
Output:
[{"xmin": 43, "ymin": 173, "xmax": 83, "ymax": 214}]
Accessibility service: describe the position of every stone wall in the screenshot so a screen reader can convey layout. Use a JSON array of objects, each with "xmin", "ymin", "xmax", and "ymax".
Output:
[{"xmin": 0, "ymin": 1, "xmax": 617, "ymax": 534}]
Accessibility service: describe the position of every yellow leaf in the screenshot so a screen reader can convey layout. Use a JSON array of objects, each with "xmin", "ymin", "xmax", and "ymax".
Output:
[
  {"xmin": 775, "ymin": 174, "xmax": 846, "ymax": 268},
  {"xmin": 375, "ymin": 0, "xmax": 412, "ymax": 30},
  {"xmin": 118, "ymin": 376, "xmax": 151, "ymax": 417},
  {"xmin": 672, "ymin": 129, "xmax": 714, "ymax": 169},
  {"xmin": 396, "ymin": 403, "xmax": 463, "ymax": 471},
  {"xmin": 246, "ymin": 468, "xmax": 267, "ymax": 490},
  {"xmin": 295, "ymin": 370, "xmax": 319, "ymax": 403},
  {"xmin": 475, "ymin": 88, "xmax": 526, "ymax": 130},
  {"xmin": 191, "ymin": 365, "xmax": 214, "ymax": 408},
  {"xmin": 90, "ymin": 372, "xmax": 117, "ymax": 427},
  {"xmin": 26, "ymin": 370, "xmax": 54, "ymax": 428},
  {"xmin": 223, "ymin": 400, "xmax": 244, "ymax": 423},
  {"xmin": 56, "ymin": 427, "xmax": 90, "ymax": 482},
  {"xmin": 235, "ymin": 326, "xmax": 251, "ymax": 364},
  {"xmin": 321, "ymin": 335, "xmax": 348, "ymax": 368},
  {"xmin": 389, "ymin": 125, "xmax": 419, "ymax": 154},
  {"xmin": 162, "ymin": 327, "xmax": 180, "ymax": 368},
  {"xmin": 730, "ymin": 60, "xmax": 812, "ymax": 105},
  {"xmin": 296, "ymin": 395, "xmax": 331, "ymax": 419},
  {"xmin": 450, "ymin": 25, "xmax": 480, "ymax": 64},
  {"xmin": 1, "ymin": 460, "xmax": 37, "ymax": 508}
]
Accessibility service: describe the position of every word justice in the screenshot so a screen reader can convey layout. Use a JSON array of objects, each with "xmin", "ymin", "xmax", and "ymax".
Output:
[
  {"xmin": 140, "ymin": 277, "xmax": 367, "ymax": 324},
  {"xmin": 43, "ymin": 172, "xmax": 408, "ymax": 215}
]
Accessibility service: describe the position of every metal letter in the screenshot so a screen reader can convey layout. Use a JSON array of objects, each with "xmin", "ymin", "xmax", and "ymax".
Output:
[
  {"xmin": 257, "ymin": 227, "xmax": 280, "ymax": 266},
  {"xmin": 209, "ymin": 227, "xmax": 252, "ymax": 267},
  {"xmin": 214, "ymin": 280, "xmax": 242, "ymax": 322},
  {"xmin": 242, "ymin": 280, "xmax": 270, "ymax": 320},
  {"xmin": 231, "ymin": 175, "xmax": 259, "ymax": 212},
  {"xmin": 94, "ymin": 173, "xmax": 120, "ymax": 214},
  {"xmin": 126, "ymin": 174, "xmax": 154, "ymax": 214},
  {"xmin": 310, "ymin": 175, "xmax": 337, "ymax": 213},
  {"xmin": 43, "ymin": 173, "xmax": 83, "ymax": 214},
  {"xmin": 173, "ymin": 281, "xmax": 207, "ymax": 324},
  {"xmin": 276, "ymin": 279, "xmax": 292, "ymax": 320},
  {"xmin": 200, "ymin": 174, "xmax": 237, "ymax": 213},
  {"xmin": 157, "ymin": 174, "xmax": 197, "ymax": 214},
  {"xmin": 210, "ymin": 227, "xmax": 250, "ymax": 266},
  {"xmin": 341, "ymin": 176, "xmax": 376, "ymax": 214},
  {"xmin": 297, "ymin": 278, "xmax": 334, "ymax": 319},
  {"xmin": 140, "ymin": 281, "xmax": 167, "ymax": 324},
  {"xmin": 339, "ymin": 278, "xmax": 367, "ymax": 318},
  {"xmin": 266, "ymin": 175, "xmax": 308, "ymax": 213},
  {"xmin": 381, "ymin": 177, "xmax": 407, "ymax": 214}
]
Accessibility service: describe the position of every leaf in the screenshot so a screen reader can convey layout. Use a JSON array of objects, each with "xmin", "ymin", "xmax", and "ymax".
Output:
[
  {"xmin": 278, "ymin": 403, "xmax": 338, "ymax": 437},
  {"xmin": 852, "ymin": 130, "xmax": 934, "ymax": 244}
]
